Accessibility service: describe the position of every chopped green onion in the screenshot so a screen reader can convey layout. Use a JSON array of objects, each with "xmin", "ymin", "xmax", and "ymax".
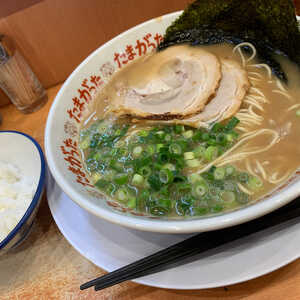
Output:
[
  {"xmin": 132, "ymin": 173, "xmax": 144, "ymax": 186},
  {"xmin": 177, "ymin": 183, "xmax": 192, "ymax": 192},
  {"xmin": 127, "ymin": 197, "xmax": 137, "ymax": 209},
  {"xmin": 296, "ymin": 110, "xmax": 300, "ymax": 117},
  {"xmin": 156, "ymin": 144, "xmax": 164, "ymax": 152},
  {"xmin": 162, "ymin": 163, "xmax": 176, "ymax": 171},
  {"xmin": 164, "ymin": 134, "xmax": 172, "ymax": 142},
  {"xmin": 158, "ymin": 198, "xmax": 171, "ymax": 209},
  {"xmin": 138, "ymin": 130, "xmax": 148, "ymax": 137},
  {"xmin": 184, "ymin": 152, "xmax": 195, "ymax": 160},
  {"xmin": 148, "ymin": 173, "xmax": 162, "ymax": 190},
  {"xmin": 160, "ymin": 186, "xmax": 170, "ymax": 197},
  {"xmin": 158, "ymin": 153, "xmax": 169, "ymax": 164},
  {"xmin": 216, "ymin": 133, "xmax": 227, "ymax": 145},
  {"xmin": 118, "ymin": 147, "xmax": 129, "ymax": 157},
  {"xmin": 182, "ymin": 130, "xmax": 193, "ymax": 139},
  {"xmin": 213, "ymin": 167, "xmax": 225, "ymax": 180},
  {"xmin": 174, "ymin": 124, "xmax": 184, "ymax": 134},
  {"xmin": 95, "ymin": 179, "xmax": 108, "ymax": 190},
  {"xmin": 225, "ymin": 165, "xmax": 236, "ymax": 177},
  {"xmin": 211, "ymin": 122, "xmax": 223, "ymax": 133},
  {"xmin": 116, "ymin": 188, "xmax": 129, "ymax": 202},
  {"xmin": 192, "ymin": 130, "xmax": 202, "ymax": 142},
  {"xmin": 169, "ymin": 143, "xmax": 182, "ymax": 155},
  {"xmin": 79, "ymin": 137, "xmax": 90, "ymax": 150},
  {"xmin": 146, "ymin": 144, "xmax": 155, "ymax": 155},
  {"xmin": 226, "ymin": 133, "xmax": 235, "ymax": 142},
  {"xmin": 204, "ymin": 146, "xmax": 218, "ymax": 161},
  {"xmin": 155, "ymin": 131, "xmax": 165, "ymax": 139},
  {"xmin": 113, "ymin": 173, "xmax": 129, "ymax": 185},
  {"xmin": 109, "ymin": 159, "xmax": 123, "ymax": 172},
  {"xmin": 238, "ymin": 172, "xmax": 249, "ymax": 183},
  {"xmin": 193, "ymin": 145, "xmax": 206, "ymax": 158},
  {"xmin": 186, "ymin": 159, "xmax": 201, "ymax": 168},
  {"xmin": 150, "ymin": 206, "xmax": 168, "ymax": 216},
  {"xmin": 91, "ymin": 172, "xmax": 102, "ymax": 183},
  {"xmin": 132, "ymin": 146, "xmax": 143, "ymax": 158},
  {"xmin": 247, "ymin": 176, "xmax": 263, "ymax": 190},
  {"xmin": 220, "ymin": 190, "xmax": 236, "ymax": 203},
  {"xmin": 202, "ymin": 132, "xmax": 210, "ymax": 141},
  {"xmin": 93, "ymin": 152, "xmax": 102, "ymax": 161},
  {"xmin": 225, "ymin": 117, "xmax": 240, "ymax": 131},
  {"xmin": 211, "ymin": 204, "xmax": 223, "ymax": 213},
  {"xmin": 138, "ymin": 166, "xmax": 152, "ymax": 177},
  {"xmin": 194, "ymin": 207, "xmax": 209, "ymax": 216},
  {"xmin": 159, "ymin": 169, "xmax": 174, "ymax": 184},
  {"xmin": 192, "ymin": 181, "xmax": 208, "ymax": 197},
  {"xmin": 187, "ymin": 173, "xmax": 202, "ymax": 184}
]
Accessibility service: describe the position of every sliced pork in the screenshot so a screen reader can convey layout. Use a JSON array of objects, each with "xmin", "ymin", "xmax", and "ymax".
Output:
[
  {"xmin": 110, "ymin": 45, "xmax": 221, "ymax": 120},
  {"xmin": 133, "ymin": 59, "xmax": 249, "ymax": 127}
]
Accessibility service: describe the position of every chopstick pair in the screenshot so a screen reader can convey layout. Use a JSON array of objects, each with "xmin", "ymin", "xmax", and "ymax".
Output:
[{"xmin": 80, "ymin": 198, "xmax": 300, "ymax": 292}]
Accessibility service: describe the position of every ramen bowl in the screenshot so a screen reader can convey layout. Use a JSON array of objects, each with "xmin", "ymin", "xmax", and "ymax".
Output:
[{"xmin": 45, "ymin": 12, "xmax": 300, "ymax": 233}]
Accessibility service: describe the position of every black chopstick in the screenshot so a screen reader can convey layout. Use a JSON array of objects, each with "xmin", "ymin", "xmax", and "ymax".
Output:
[{"xmin": 80, "ymin": 197, "xmax": 300, "ymax": 291}]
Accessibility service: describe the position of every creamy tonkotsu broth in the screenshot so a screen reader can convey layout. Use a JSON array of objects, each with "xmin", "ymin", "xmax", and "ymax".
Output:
[{"xmin": 78, "ymin": 43, "xmax": 300, "ymax": 218}]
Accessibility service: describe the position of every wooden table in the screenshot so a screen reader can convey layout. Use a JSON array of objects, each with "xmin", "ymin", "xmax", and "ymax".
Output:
[{"xmin": 1, "ymin": 9, "xmax": 300, "ymax": 297}]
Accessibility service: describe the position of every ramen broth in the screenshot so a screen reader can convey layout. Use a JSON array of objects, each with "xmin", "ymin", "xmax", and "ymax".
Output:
[{"xmin": 79, "ymin": 43, "xmax": 300, "ymax": 217}]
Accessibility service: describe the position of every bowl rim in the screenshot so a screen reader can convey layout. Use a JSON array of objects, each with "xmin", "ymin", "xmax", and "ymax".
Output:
[
  {"xmin": 0, "ymin": 131, "xmax": 46, "ymax": 249},
  {"xmin": 45, "ymin": 11, "xmax": 300, "ymax": 233}
]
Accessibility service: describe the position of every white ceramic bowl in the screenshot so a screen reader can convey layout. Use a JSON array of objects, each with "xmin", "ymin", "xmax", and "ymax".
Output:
[
  {"xmin": 0, "ymin": 131, "xmax": 46, "ymax": 253},
  {"xmin": 45, "ymin": 11, "xmax": 300, "ymax": 233}
]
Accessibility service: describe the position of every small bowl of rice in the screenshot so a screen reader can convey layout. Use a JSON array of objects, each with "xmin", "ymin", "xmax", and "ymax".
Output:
[{"xmin": 0, "ymin": 131, "xmax": 46, "ymax": 254}]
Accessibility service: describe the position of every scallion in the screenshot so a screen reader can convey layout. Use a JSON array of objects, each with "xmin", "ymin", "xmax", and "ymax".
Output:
[
  {"xmin": 193, "ymin": 145, "xmax": 206, "ymax": 158},
  {"xmin": 127, "ymin": 197, "xmax": 137, "ymax": 209},
  {"xmin": 79, "ymin": 137, "xmax": 90, "ymax": 150},
  {"xmin": 146, "ymin": 144, "xmax": 155, "ymax": 155},
  {"xmin": 114, "ymin": 173, "xmax": 129, "ymax": 185},
  {"xmin": 169, "ymin": 143, "xmax": 182, "ymax": 155},
  {"xmin": 296, "ymin": 109, "xmax": 300, "ymax": 117},
  {"xmin": 187, "ymin": 173, "xmax": 202, "ymax": 184},
  {"xmin": 162, "ymin": 163, "xmax": 176, "ymax": 171},
  {"xmin": 186, "ymin": 159, "xmax": 201, "ymax": 168},
  {"xmin": 213, "ymin": 167, "xmax": 225, "ymax": 180},
  {"xmin": 238, "ymin": 172, "xmax": 249, "ymax": 183},
  {"xmin": 132, "ymin": 173, "xmax": 144, "ymax": 186},
  {"xmin": 204, "ymin": 146, "xmax": 218, "ymax": 161},
  {"xmin": 182, "ymin": 130, "xmax": 193, "ymax": 139},
  {"xmin": 159, "ymin": 169, "xmax": 174, "ymax": 184},
  {"xmin": 247, "ymin": 176, "xmax": 263, "ymax": 190},
  {"xmin": 220, "ymin": 190, "xmax": 236, "ymax": 203},
  {"xmin": 116, "ymin": 188, "xmax": 129, "ymax": 202},
  {"xmin": 174, "ymin": 124, "xmax": 184, "ymax": 134},
  {"xmin": 192, "ymin": 181, "xmax": 208, "ymax": 197},
  {"xmin": 184, "ymin": 152, "xmax": 195, "ymax": 160},
  {"xmin": 138, "ymin": 166, "xmax": 152, "ymax": 177},
  {"xmin": 132, "ymin": 146, "xmax": 143, "ymax": 158},
  {"xmin": 225, "ymin": 165, "xmax": 236, "ymax": 177}
]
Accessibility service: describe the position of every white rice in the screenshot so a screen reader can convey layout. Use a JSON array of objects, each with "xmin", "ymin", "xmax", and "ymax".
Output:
[{"xmin": 0, "ymin": 161, "xmax": 37, "ymax": 242}]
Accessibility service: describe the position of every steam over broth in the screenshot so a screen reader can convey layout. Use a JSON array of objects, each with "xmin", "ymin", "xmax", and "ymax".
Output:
[{"xmin": 79, "ymin": 43, "xmax": 300, "ymax": 218}]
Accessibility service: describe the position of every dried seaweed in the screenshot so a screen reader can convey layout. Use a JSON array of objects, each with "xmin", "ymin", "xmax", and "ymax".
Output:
[{"xmin": 160, "ymin": 0, "xmax": 300, "ymax": 81}]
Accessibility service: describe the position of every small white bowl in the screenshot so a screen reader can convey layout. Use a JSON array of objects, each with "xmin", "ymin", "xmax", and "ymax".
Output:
[
  {"xmin": 0, "ymin": 131, "xmax": 46, "ymax": 253},
  {"xmin": 45, "ymin": 11, "xmax": 300, "ymax": 233}
]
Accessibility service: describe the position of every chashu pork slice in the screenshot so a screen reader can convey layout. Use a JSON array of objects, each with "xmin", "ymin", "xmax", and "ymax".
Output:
[
  {"xmin": 134, "ymin": 59, "xmax": 250, "ymax": 128},
  {"xmin": 110, "ymin": 45, "xmax": 222, "ymax": 120}
]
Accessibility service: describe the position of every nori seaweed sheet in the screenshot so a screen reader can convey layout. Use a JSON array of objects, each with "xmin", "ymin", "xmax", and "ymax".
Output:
[{"xmin": 159, "ymin": 0, "xmax": 300, "ymax": 82}]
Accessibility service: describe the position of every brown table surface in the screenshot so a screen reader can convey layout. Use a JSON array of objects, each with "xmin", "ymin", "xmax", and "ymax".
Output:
[{"xmin": 1, "ymin": 7, "xmax": 300, "ymax": 297}]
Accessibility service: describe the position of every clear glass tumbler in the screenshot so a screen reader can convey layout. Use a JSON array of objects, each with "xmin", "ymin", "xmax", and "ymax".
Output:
[{"xmin": 0, "ymin": 35, "xmax": 48, "ymax": 114}]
